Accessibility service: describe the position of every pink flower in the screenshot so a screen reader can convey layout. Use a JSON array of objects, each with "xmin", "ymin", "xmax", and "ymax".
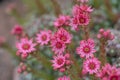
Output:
[
  {"xmin": 77, "ymin": 14, "xmax": 90, "ymax": 26},
  {"xmin": 11, "ymin": 24, "xmax": 23, "ymax": 35},
  {"xmin": 17, "ymin": 67, "xmax": 22, "ymax": 73},
  {"xmin": 79, "ymin": 5, "xmax": 93, "ymax": 13},
  {"xmin": 55, "ymin": 28, "xmax": 72, "ymax": 44},
  {"xmin": 97, "ymin": 28, "xmax": 115, "ymax": 40},
  {"xmin": 72, "ymin": 5, "xmax": 82, "ymax": 16},
  {"xmin": 83, "ymin": 58, "xmax": 101, "ymax": 74},
  {"xmin": 51, "ymin": 53, "xmax": 72, "ymax": 72},
  {"xmin": 76, "ymin": 39, "xmax": 96, "ymax": 58},
  {"xmin": 54, "ymin": 15, "xmax": 70, "ymax": 28},
  {"xmin": 57, "ymin": 76, "xmax": 71, "ymax": 80},
  {"xmin": 16, "ymin": 38, "xmax": 36, "ymax": 54},
  {"xmin": 72, "ymin": 4, "xmax": 92, "ymax": 16},
  {"xmin": 36, "ymin": 30, "xmax": 52, "ymax": 45},
  {"xmin": 70, "ymin": 17, "xmax": 79, "ymax": 31},
  {"xmin": 96, "ymin": 63, "xmax": 120, "ymax": 80},
  {"xmin": 51, "ymin": 39, "xmax": 66, "ymax": 54},
  {"xmin": 70, "ymin": 14, "xmax": 90, "ymax": 30},
  {"xmin": 51, "ymin": 54, "xmax": 66, "ymax": 70}
]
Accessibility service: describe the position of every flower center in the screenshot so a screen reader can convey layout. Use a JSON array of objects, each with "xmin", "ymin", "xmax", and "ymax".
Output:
[
  {"xmin": 79, "ymin": 18, "xmax": 85, "ymax": 23},
  {"xmin": 16, "ymin": 27, "xmax": 22, "ymax": 34},
  {"xmin": 41, "ymin": 35, "xmax": 47, "ymax": 41},
  {"xmin": 83, "ymin": 46, "xmax": 90, "ymax": 53},
  {"xmin": 22, "ymin": 43, "xmax": 30, "ymax": 50},
  {"xmin": 88, "ymin": 62, "xmax": 96, "ymax": 70},
  {"xmin": 110, "ymin": 75, "xmax": 119, "ymax": 80},
  {"xmin": 57, "ymin": 58, "xmax": 64, "ymax": 65},
  {"xmin": 60, "ymin": 35, "xmax": 67, "ymax": 42},
  {"xmin": 56, "ymin": 42, "xmax": 62, "ymax": 49}
]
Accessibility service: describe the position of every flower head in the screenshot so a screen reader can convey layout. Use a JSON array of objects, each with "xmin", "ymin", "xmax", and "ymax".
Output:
[
  {"xmin": 57, "ymin": 76, "xmax": 71, "ymax": 80},
  {"xmin": 51, "ymin": 54, "xmax": 66, "ymax": 69},
  {"xmin": 70, "ymin": 14, "xmax": 90, "ymax": 30},
  {"xmin": 76, "ymin": 39, "xmax": 96, "ymax": 58},
  {"xmin": 36, "ymin": 30, "xmax": 52, "ymax": 45},
  {"xmin": 11, "ymin": 24, "xmax": 23, "ymax": 35},
  {"xmin": 16, "ymin": 38, "xmax": 36, "ymax": 54},
  {"xmin": 54, "ymin": 15, "xmax": 70, "ymax": 28},
  {"xmin": 55, "ymin": 28, "xmax": 72, "ymax": 44},
  {"xmin": 51, "ymin": 53, "xmax": 72, "ymax": 72},
  {"xmin": 96, "ymin": 63, "xmax": 120, "ymax": 80},
  {"xmin": 83, "ymin": 58, "xmax": 101, "ymax": 74},
  {"xmin": 79, "ymin": 5, "xmax": 93, "ymax": 13},
  {"xmin": 97, "ymin": 29, "xmax": 115, "ymax": 40},
  {"xmin": 51, "ymin": 39, "xmax": 66, "ymax": 54}
]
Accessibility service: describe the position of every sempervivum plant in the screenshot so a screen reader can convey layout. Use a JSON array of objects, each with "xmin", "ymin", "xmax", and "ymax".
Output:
[{"xmin": 10, "ymin": 0, "xmax": 120, "ymax": 80}]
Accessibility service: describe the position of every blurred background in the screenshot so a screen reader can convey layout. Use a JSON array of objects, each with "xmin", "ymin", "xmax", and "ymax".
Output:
[{"xmin": 0, "ymin": 0, "xmax": 120, "ymax": 80}]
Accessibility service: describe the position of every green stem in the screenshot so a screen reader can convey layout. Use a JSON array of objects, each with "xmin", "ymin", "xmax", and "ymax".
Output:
[
  {"xmin": 70, "ymin": 53, "xmax": 82, "ymax": 80},
  {"xmin": 31, "ymin": 52, "xmax": 52, "ymax": 69},
  {"xmin": 27, "ymin": 64, "xmax": 54, "ymax": 80}
]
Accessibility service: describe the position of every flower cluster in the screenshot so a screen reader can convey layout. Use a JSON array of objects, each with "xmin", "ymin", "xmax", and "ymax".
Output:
[
  {"xmin": 51, "ymin": 28, "xmax": 72, "ymax": 54},
  {"xmin": 11, "ymin": 0, "xmax": 120, "ymax": 80},
  {"xmin": 97, "ymin": 28, "xmax": 114, "ymax": 40},
  {"xmin": 70, "ymin": 0, "xmax": 93, "ymax": 30},
  {"xmin": 17, "ymin": 62, "xmax": 27, "ymax": 73},
  {"xmin": 51, "ymin": 53, "xmax": 72, "ymax": 72},
  {"xmin": 96, "ymin": 63, "xmax": 120, "ymax": 80}
]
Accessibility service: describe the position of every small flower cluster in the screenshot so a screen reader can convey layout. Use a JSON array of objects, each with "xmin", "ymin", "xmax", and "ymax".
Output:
[
  {"xmin": 17, "ymin": 62, "xmax": 27, "ymax": 73},
  {"xmin": 97, "ymin": 28, "xmax": 114, "ymax": 40},
  {"xmin": 50, "ymin": 24, "xmax": 72, "ymax": 73},
  {"xmin": 70, "ymin": 0, "xmax": 93, "ymax": 30},
  {"xmin": 57, "ymin": 76, "xmax": 71, "ymax": 80},
  {"xmin": 96, "ymin": 63, "xmax": 120, "ymax": 80},
  {"xmin": 76, "ymin": 39, "xmax": 101, "ymax": 75},
  {"xmin": 51, "ymin": 53, "xmax": 72, "ymax": 72},
  {"xmin": 51, "ymin": 28, "xmax": 72, "ymax": 54}
]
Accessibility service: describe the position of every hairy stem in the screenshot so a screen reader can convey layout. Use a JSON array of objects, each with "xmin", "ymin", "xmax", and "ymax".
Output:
[
  {"xmin": 99, "ymin": 40, "xmax": 107, "ymax": 66},
  {"xmin": 31, "ymin": 52, "xmax": 52, "ymax": 69},
  {"xmin": 27, "ymin": 64, "xmax": 54, "ymax": 80}
]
